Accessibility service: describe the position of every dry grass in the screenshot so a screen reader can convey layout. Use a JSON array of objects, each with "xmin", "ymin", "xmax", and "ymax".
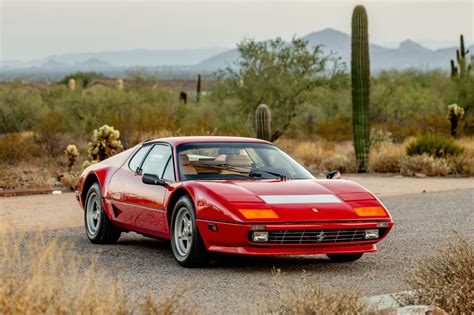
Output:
[
  {"xmin": 0, "ymin": 226, "xmax": 186, "ymax": 315},
  {"xmin": 277, "ymin": 139, "xmax": 355, "ymax": 174},
  {"xmin": 267, "ymin": 269, "xmax": 371, "ymax": 315},
  {"xmin": 368, "ymin": 142, "xmax": 405, "ymax": 173},
  {"xmin": 396, "ymin": 234, "xmax": 473, "ymax": 314},
  {"xmin": 399, "ymin": 154, "xmax": 451, "ymax": 176}
]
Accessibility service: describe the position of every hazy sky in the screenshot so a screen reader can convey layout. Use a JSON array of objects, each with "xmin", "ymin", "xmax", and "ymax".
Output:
[{"xmin": 1, "ymin": 0, "xmax": 473, "ymax": 61}]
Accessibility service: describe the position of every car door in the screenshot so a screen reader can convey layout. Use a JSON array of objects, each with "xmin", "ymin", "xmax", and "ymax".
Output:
[
  {"xmin": 107, "ymin": 144, "xmax": 153, "ymax": 227},
  {"xmin": 133, "ymin": 144, "xmax": 174, "ymax": 233}
]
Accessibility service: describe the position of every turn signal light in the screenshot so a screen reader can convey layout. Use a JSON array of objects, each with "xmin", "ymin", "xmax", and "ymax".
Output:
[
  {"xmin": 239, "ymin": 209, "xmax": 279, "ymax": 219},
  {"xmin": 354, "ymin": 206, "xmax": 387, "ymax": 217}
]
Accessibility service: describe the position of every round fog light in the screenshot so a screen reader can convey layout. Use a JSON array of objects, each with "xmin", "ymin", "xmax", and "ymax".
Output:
[
  {"xmin": 252, "ymin": 231, "xmax": 269, "ymax": 242},
  {"xmin": 364, "ymin": 229, "xmax": 379, "ymax": 239}
]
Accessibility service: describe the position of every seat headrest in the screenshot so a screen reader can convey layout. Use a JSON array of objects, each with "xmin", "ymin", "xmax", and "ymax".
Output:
[
  {"xmin": 179, "ymin": 154, "xmax": 191, "ymax": 166},
  {"xmin": 225, "ymin": 155, "xmax": 251, "ymax": 167}
]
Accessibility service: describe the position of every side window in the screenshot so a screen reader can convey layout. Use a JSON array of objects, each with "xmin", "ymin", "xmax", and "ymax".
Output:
[
  {"xmin": 162, "ymin": 157, "xmax": 175, "ymax": 181},
  {"xmin": 141, "ymin": 144, "xmax": 172, "ymax": 177},
  {"xmin": 128, "ymin": 146, "xmax": 151, "ymax": 172}
]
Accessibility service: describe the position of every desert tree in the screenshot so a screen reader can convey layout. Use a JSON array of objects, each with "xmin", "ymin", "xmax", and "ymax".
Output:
[{"xmin": 216, "ymin": 37, "xmax": 331, "ymax": 141}]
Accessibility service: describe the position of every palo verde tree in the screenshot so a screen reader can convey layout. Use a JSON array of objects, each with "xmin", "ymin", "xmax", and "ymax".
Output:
[{"xmin": 216, "ymin": 37, "xmax": 328, "ymax": 141}]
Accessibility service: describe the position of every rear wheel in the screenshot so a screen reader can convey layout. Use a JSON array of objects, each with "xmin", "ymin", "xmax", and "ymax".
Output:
[
  {"xmin": 170, "ymin": 196, "xmax": 210, "ymax": 267},
  {"xmin": 84, "ymin": 183, "xmax": 121, "ymax": 244},
  {"xmin": 327, "ymin": 253, "xmax": 363, "ymax": 262}
]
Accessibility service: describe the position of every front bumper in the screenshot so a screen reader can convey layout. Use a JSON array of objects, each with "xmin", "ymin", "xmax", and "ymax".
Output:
[{"xmin": 196, "ymin": 219, "xmax": 393, "ymax": 256}]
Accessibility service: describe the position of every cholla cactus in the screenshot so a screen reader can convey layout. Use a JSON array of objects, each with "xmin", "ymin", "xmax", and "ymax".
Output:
[
  {"xmin": 64, "ymin": 144, "xmax": 79, "ymax": 171},
  {"xmin": 82, "ymin": 159, "xmax": 99, "ymax": 169},
  {"xmin": 87, "ymin": 125, "xmax": 123, "ymax": 161},
  {"xmin": 116, "ymin": 78, "xmax": 124, "ymax": 90},
  {"xmin": 447, "ymin": 104, "xmax": 465, "ymax": 138},
  {"xmin": 68, "ymin": 78, "xmax": 76, "ymax": 91},
  {"xmin": 370, "ymin": 129, "xmax": 393, "ymax": 149}
]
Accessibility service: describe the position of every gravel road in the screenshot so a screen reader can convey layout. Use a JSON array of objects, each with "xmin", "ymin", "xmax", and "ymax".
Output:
[{"xmin": 23, "ymin": 188, "xmax": 473, "ymax": 313}]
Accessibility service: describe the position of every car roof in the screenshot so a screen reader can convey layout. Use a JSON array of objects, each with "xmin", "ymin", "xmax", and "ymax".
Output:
[{"xmin": 146, "ymin": 136, "xmax": 271, "ymax": 146}]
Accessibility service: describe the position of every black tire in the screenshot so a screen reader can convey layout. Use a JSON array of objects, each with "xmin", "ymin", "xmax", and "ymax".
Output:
[
  {"xmin": 170, "ymin": 195, "xmax": 210, "ymax": 267},
  {"xmin": 327, "ymin": 253, "xmax": 363, "ymax": 262},
  {"xmin": 84, "ymin": 182, "xmax": 121, "ymax": 244}
]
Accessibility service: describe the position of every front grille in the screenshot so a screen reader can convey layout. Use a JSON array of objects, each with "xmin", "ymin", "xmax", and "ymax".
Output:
[{"xmin": 265, "ymin": 228, "xmax": 374, "ymax": 244}]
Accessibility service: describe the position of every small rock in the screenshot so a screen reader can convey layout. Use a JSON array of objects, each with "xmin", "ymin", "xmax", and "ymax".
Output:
[
  {"xmin": 51, "ymin": 190, "xmax": 62, "ymax": 195},
  {"xmin": 415, "ymin": 173, "xmax": 427, "ymax": 178}
]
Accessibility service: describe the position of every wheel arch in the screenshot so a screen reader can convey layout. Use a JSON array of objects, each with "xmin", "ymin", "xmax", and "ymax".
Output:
[
  {"xmin": 81, "ymin": 172, "xmax": 100, "ymax": 207},
  {"xmin": 166, "ymin": 187, "xmax": 193, "ymax": 225}
]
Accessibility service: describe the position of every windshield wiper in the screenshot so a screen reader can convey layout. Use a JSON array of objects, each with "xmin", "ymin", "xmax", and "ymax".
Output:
[
  {"xmin": 249, "ymin": 169, "xmax": 287, "ymax": 180},
  {"xmin": 191, "ymin": 163, "xmax": 287, "ymax": 180}
]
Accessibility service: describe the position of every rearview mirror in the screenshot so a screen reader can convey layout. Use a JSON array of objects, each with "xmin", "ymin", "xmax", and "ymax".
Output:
[
  {"xmin": 142, "ymin": 173, "xmax": 169, "ymax": 187},
  {"xmin": 326, "ymin": 170, "xmax": 341, "ymax": 179}
]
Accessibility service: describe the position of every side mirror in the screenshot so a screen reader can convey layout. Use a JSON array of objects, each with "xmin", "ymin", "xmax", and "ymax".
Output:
[
  {"xmin": 326, "ymin": 170, "xmax": 341, "ymax": 179},
  {"xmin": 142, "ymin": 173, "xmax": 169, "ymax": 187}
]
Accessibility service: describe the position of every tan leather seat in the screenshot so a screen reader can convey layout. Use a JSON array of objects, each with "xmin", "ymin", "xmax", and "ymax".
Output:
[
  {"xmin": 179, "ymin": 154, "xmax": 197, "ymax": 175},
  {"xmin": 222, "ymin": 155, "xmax": 252, "ymax": 175}
]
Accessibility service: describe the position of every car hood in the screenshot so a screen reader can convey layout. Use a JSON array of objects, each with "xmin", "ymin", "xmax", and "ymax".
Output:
[{"xmin": 194, "ymin": 179, "xmax": 387, "ymax": 222}]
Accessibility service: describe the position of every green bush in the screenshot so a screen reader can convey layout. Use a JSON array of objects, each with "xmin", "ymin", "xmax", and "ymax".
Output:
[{"xmin": 406, "ymin": 134, "xmax": 464, "ymax": 158}]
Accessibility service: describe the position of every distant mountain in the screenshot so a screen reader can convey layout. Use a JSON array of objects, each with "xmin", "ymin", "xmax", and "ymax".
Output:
[
  {"xmin": 198, "ymin": 28, "xmax": 473, "ymax": 72},
  {"xmin": 0, "ymin": 47, "xmax": 229, "ymax": 69},
  {"xmin": 1, "ymin": 29, "xmax": 472, "ymax": 80}
]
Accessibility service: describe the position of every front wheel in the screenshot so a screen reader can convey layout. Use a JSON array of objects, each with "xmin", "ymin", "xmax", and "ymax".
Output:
[
  {"xmin": 170, "ymin": 196, "xmax": 210, "ymax": 267},
  {"xmin": 84, "ymin": 183, "xmax": 121, "ymax": 244},
  {"xmin": 327, "ymin": 253, "xmax": 363, "ymax": 262}
]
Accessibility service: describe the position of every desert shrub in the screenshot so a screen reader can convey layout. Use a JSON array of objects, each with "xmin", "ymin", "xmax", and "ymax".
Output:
[
  {"xmin": 400, "ymin": 154, "xmax": 450, "ymax": 176},
  {"xmin": 0, "ymin": 84, "xmax": 46, "ymax": 133},
  {"xmin": 0, "ymin": 226, "xmax": 187, "ymax": 314},
  {"xmin": 283, "ymin": 140, "xmax": 325, "ymax": 168},
  {"xmin": 0, "ymin": 132, "xmax": 41, "ymax": 163},
  {"xmin": 448, "ymin": 156, "xmax": 474, "ymax": 176},
  {"xmin": 87, "ymin": 124, "xmax": 123, "ymax": 161},
  {"xmin": 396, "ymin": 234, "xmax": 473, "ymax": 314},
  {"xmin": 35, "ymin": 111, "xmax": 69, "ymax": 156},
  {"xmin": 268, "ymin": 269, "xmax": 369, "ymax": 315},
  {"xmin": 321, "ymin": 153, "xmax": 356, "ymax": 173},
  {"xmin": 369, "ymin": 142, "xmax": 404, "ymax": 173},
  {"xmin": 406, "ymin": 134, "xmax": 464, "ymax": 158}
]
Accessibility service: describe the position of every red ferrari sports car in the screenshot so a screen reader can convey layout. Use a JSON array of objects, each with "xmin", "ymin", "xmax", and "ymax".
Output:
[{"xmin": 76, "ymin": 136, "xmax": 393, "ymax": 267}]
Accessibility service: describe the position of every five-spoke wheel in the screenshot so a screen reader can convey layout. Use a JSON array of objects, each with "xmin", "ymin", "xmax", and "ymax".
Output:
[
  {"xmin": 84, "ymin": 183, "xmax": 121, "ymax": 244},
  {"xmin": 170, "ymin": 196, "xmax": 210, "ymax": 267},
  {"xmin": 174, "ymin": 207, "xmax": 193, "ymax": 257}
]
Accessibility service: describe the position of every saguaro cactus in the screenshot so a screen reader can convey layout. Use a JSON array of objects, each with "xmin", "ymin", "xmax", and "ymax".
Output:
[
  {"xmin": 255, "ymin": 104, "xmax": 272, "ymax": 141},
  {"xmin": 196, "ymin": 74, "xmax": 202, "ymax": 103},
  {"xmin": 351, "ymin": 5, "xmax": 371, "ymax": 172},
  {"xmin": 451, "ymin": 35, "xmax": 471, "ymax": 79}
]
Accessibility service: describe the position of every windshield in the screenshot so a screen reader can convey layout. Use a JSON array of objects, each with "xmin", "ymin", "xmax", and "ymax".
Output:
[{"xmin": 176, "ymin": 142, "xmax": 313, "ymax": 181}]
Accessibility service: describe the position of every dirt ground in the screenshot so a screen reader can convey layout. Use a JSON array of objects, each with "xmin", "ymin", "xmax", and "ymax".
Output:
[{"xmin": 0, "ymin": 175, "xmax": 472, "ymax": 231}]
